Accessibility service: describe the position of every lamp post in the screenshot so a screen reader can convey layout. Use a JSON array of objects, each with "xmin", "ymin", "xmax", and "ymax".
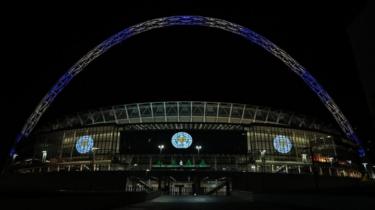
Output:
[
  {"xmin": 42, "ymin": 150, "xmax": 47, "ymax": 163},
  {"xmin": 158, "ymin": 145, "xmax": 164, "ymax": 154},
  {"xmin": 12, "ymin": 153, "xmax": 18, "ymax": 162},
  {"xmin": 91, "ymin": 147, "xmax": 100, "ymax": 171},
  {"xmin": 260, "ymin": 150, "xmax": 266, "ymax": 173},
  {"xmin": 308, "ymin": 139, "xmax": 319, "ymax": 189},
  {"xmin": 158, "ymin": 145, "xmax": 164, "ymax": 166},
  {"xmin": 195, "ymin": 145, "xmax": 202, "ymax": 158},
  {"xmin": 328, "ymin": 157, "xmax": 334, "ymax": 176},
  {"xmin": 302, "ymin": 143, "xmax": 315, "ymax": 174}
]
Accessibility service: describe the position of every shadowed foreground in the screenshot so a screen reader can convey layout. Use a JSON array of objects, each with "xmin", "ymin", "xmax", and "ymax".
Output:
[
  {"xmin": 1, "ymin": 172, "xmax": 374, "ymax": 210},
  {"xmin": 113, "ymin": 192, "xmax": 374, "ymax": 210},
  {"xmin": 1, "ymin": 190, "xmax": 374, "ymax": 210},
  {"xmin": 114, "ymin": 194, "xmax": 294, "ymax": 210}
]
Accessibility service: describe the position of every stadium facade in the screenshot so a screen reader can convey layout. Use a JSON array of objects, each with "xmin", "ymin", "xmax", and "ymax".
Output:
[{"xmin": 12, "ymin": 101, "xmax": 362, "ymax": 181}]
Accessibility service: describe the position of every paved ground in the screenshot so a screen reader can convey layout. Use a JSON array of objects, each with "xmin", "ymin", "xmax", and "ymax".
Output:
[
  {"xmin": 113, "ymin": 195, "xmax": 307, "ymax": 210},
  {"xmin": 1, "ymin": 191, "xmax": 373, "ymax": 210},
  {"xmin": 113, "ymin": 193, "xmax": 374, "ymax": 210}
]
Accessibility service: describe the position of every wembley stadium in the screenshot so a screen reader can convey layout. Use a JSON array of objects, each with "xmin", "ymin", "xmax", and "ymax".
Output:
[
  {"xmin": 10, "ymin": 101, "xmax": 364, "ymax": 194},
  {"xmin": 5, "ymin": 16, "xmax": 373, "ymax": 195}
]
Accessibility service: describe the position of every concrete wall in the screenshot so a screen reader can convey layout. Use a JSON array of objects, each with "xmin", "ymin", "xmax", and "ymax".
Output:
[
  {"xmin": 0, "ymin": 171, "xmax": 363, "ymax": 193},
  {"xmin": 0, "ymin": 191, "xmax": 160, "ymax": 210},
  {"xmin": 231, "ymin": 172, "xmax": 361, "ymax": 192},
  {"xmin": 0, "ymin": 171, "xmax": 127, "ymax": 192}
]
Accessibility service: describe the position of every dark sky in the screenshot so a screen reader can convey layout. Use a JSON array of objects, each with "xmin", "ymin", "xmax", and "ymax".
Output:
[{"xmin": 3, "ymin": 1, "xmax": 374, "ymax": 165}]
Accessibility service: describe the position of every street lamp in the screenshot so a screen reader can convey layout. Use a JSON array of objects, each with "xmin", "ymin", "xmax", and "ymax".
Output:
[
  {"xmin": 158, "ymin": 145, "xmax": 164, "ymax": 154},
  {"xmin": 12, "ymin": 153, "xmax": 18, "ymax": 162},
  {"xmin": 363, "ymin": 162, "xmax": 368, "ymax": 170},
  {"xmin": 328, "ymin": 157, "xmax": 334, "ymax": 165},
  {"xmin": 260, "ymin": 150, "xmax": 266, "ymax": 173},
  {"xmin": 42, "ymin": 150, "xmax": 47, "ymax": 163},
  {"xmin": 158, "ymin": 145, "xmax": 164, "ymax": 166},
  {"xmin": 328, "ymin": 157, "xmax": 334, "ymax": 176},
  {"xmin": 195, "ymin": 145, "xmax": 202, "ymax": 157}
]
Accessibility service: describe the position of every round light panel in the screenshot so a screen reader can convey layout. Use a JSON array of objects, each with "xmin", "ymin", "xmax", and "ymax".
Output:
[
  {"xmin": 273, "ymin": 135, "xmax": 292, "ymax": 154},
  {"xmin": 76, "ymin": 135, "xmax": 94, "ymax": 154},
  {"xmin": 171, "ymin": 132, "xmax": 192, "ymax": 149}
]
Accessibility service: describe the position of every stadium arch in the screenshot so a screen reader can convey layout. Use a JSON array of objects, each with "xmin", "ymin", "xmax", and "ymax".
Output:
[{"xmin": 14, "ymin": 16, "xmax": 365, "ymax": 157}]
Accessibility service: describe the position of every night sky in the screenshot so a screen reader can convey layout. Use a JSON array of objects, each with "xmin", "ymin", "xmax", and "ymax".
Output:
[{"xmin": 3, "ymin": 1, "xmax": 374, "ymax": 167}]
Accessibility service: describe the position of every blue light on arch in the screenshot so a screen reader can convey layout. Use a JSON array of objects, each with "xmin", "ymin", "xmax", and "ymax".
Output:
[{"xmin": 14, "ymin": 15, "xmax": 366, "ymax": 158}]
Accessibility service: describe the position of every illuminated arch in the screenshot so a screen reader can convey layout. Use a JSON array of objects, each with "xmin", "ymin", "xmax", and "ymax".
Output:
[{"xmin": 15, "ymin": 16, "xmax": 365, "ymax": 156}]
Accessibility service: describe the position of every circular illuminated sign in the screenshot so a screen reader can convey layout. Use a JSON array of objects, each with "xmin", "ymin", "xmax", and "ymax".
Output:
[
  {"xmin": 273, "ymin": 135, "xmax": 292, "ymax": 154},
  {"xmin": 75, "ymin": 135, "xmax": 94, "ymax": 154},
  {"xmin": 171, "ymin": 132, "xmax": 192, "ymax": 149}
]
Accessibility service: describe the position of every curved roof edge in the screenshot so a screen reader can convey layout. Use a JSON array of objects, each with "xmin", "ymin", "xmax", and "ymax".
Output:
[{"xmin": 36, "ymin": 101, "xmax": 338, "ymax": 134}]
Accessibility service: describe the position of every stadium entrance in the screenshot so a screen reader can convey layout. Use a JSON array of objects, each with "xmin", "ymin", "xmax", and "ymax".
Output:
[
  {"xmin": 121, "ymin": 129, "xmax": 238, "ymax": 195},
  {"xmin": 125, "ymin": 173, "xmax": 232, "ymax": 196}
]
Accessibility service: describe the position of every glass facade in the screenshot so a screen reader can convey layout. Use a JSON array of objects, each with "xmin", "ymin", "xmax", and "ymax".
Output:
[
  {"xmin": 13, "ymin": 124, "xmax": 362, "ymax": 178},
  {"xmin": 248, "ymin": 126, "xmax": 312, "ymax": 163},
  {"xmin": 33, "ymin": 126, "xmax": 120, "ymax": 163}
]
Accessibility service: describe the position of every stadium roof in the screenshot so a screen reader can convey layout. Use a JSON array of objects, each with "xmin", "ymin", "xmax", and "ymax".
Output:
[{"xmin": 37, "ymin": 101, "xmax": 337, "ymax": 134}]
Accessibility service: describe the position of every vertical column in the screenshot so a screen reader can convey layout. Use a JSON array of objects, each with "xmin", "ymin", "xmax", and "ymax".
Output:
[
  {"xmin": 247, "ymin": 129, "xmax": 251, "ymax": 153},
  {"xmin": 158, "ymin": 176, "xmax": 162, "ymax": 191},
  {"xmin": 214, "ymin": 156, "xmax": 217, "ymax": 171},
  {"xmin": 59, "ymin": 131, "xmax": 65, "ymax": 160},
  {"xmin": 226, "ymin": 178, "xmax": 231, "ymax": 196},
  {"xmin": 246, "ymin": 129, "xmax": 252, "ymax": 171},
  {"xmin": 70, "ymin": 130, "xmax": 77, "ymax": 160},
  {"xmin": 193, "ymin": 176, "xmax": 201, "ymax": 195},
  {"xmin": 116, "ymin": 129, "xmax": 120, "ymax": 154}
]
